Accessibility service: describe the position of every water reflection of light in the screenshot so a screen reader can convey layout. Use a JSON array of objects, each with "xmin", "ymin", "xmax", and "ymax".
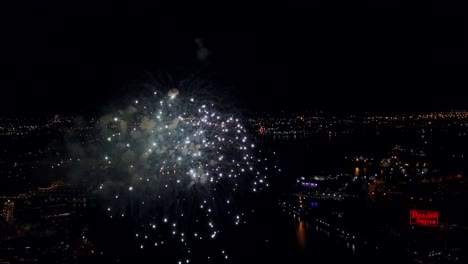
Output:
[
  {"xmin": 346, "ymin": 242, "xmax": 356, "ymax": 254},
  {"xmin": 354, "ymin": 167, "xmax": 360, "ymax": 176},
  {"xmin": 315, "ymin": 225, "xmax": 330, "ymax": 238},
  {"xmin": 296, "ymin": 221, "xmax": 306, "ymax": 252}
]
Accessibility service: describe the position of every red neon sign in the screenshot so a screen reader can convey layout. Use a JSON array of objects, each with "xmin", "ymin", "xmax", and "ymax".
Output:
[{"xmin": 410, "ymin": 210, "xmax": 438, "ymax": 227}]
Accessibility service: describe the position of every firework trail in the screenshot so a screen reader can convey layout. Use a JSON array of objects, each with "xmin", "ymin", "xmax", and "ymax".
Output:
[{"xmin": 67, "ymin": 82, "xmax": 278, "ymax": 263}]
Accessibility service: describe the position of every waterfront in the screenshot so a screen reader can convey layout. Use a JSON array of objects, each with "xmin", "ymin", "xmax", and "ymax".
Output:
[
  {"xmin": 263, "ymin": 129, "xmax": 468, "ymax": 264},
  {"xmin": 2, "ymin": 120, "xmax": 468, "ymax": 263},
  {"xmin": 81, "ymin": 128, "xmax": 468, "ymax": 263}
]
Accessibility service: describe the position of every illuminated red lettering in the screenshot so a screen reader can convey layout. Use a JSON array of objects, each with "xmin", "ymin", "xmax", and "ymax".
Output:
[{"xmin": 410, "ymin": 210, "xmax": 439, "ymax": 227}]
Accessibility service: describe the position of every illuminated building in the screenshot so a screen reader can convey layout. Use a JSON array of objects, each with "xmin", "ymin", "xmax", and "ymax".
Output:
[{"xmin": 2, "ymin": 200, "xmax": 15, "ymax": 224}]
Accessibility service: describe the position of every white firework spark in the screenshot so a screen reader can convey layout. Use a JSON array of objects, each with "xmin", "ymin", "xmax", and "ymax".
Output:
[{"xmin": 76, "ymin": 87, "xmax": 273, "ymax": 262}]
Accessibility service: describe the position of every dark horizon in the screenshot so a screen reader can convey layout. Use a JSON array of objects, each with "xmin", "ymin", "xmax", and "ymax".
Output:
[{"xmin": 1, "ymin": 2, "xmax": 467, "ymax": 114}]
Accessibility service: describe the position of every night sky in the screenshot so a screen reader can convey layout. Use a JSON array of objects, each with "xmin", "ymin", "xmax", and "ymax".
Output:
[{"xmin": 1, "ymin": 1, "xmax": 467, "ymax": 114}]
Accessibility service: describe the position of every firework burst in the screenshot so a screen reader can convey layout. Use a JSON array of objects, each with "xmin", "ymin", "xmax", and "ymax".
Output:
[{"xmin": 70, "ymin": 85, "xmax": 276, "ymax": 262}]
